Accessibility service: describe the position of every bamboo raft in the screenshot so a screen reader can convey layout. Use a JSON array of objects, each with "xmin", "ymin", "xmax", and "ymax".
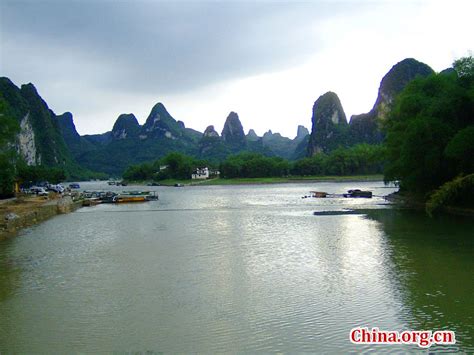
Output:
[{"xmin": 303, "ymin": 189, "xmax": 373, "ymax": 199}]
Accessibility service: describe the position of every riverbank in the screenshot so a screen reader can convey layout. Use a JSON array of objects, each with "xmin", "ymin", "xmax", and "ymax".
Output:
[
  {"xmin": 134, "ymin": 174, "xmax": 385, "ymax": 186},
  {"xmin": 0, "ymin": 195, "xmax": 82, "ymax": 240},
  {"xmin": 386, "ymin": 191, "xmax": 474, "ymax": 217}
]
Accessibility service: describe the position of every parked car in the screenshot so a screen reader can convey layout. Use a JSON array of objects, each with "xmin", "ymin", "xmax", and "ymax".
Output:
[
  {"xmin": 69, "ymin": 183, "xmax": 80, "ymax": 189},
  {"xmin": 47, "ymin": 184, "xmax": 65, "ymax": 193},
  {"xmin": 30, "ymin": 186, "xmax": 49, "ymax": 196}
]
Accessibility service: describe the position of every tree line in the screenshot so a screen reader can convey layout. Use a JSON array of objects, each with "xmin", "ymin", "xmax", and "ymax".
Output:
[
  {"xmin": 122, "ymin": 143, "xmax": 385, "ymax": 181},
  {"xmin": 123, "ymin": 152, "xmax": 209, "ymax": 181}
]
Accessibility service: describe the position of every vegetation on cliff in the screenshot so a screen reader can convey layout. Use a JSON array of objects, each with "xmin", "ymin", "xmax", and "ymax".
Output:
[
  {"xmin": 307, "ymin": 91, "xmax": 348, "ymax": 155},
  {"xmin": 349, "ymin": 58, "xmax": 434, "ymax": 145},
  {"xmin": 0, "ymin": 78, "xmax": 102, "ymax": 186},
  {"xmin": 0, "ymin": 99, "xmax": 20, "ymax": 198},
  {"xmin": 384, "ymin": 56, "xmax": 473, "ymax": 211}
]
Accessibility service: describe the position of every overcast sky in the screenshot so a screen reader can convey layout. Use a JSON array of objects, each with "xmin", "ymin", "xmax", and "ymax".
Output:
[{"xmin": 0, "ymin": 0, "xmax": 472, "ymax": 138}]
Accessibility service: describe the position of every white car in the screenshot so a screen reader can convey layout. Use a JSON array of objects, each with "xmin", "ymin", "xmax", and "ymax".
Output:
[
  {"xmin": 30, "ymin": 187, "xmax": 49, "ymax": 196},
  {"xmin": 47, "ymin": 184, "xmax": 65, "ymax": 193}
]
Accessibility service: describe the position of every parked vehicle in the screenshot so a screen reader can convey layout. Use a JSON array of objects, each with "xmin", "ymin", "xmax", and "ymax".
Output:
[
  {"xmin": 69, "ymin": 183, "xmax": 80, "ymax": 189},
  {"xmin": 30, "ymin": 186, "xmax": 49, "ymax": 196},
  {"xmin": 47, "ymin": 184, "xmax": 65, "ymax": 193}
]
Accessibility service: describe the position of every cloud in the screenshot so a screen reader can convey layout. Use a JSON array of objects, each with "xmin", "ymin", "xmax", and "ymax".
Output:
[
  {"xmin": 1, "ymin": 0, "xmax": 471, "ymax": 136},
  {"xmin": 1, "ymin": 1, "xmax": 361, "ymax": 94}
]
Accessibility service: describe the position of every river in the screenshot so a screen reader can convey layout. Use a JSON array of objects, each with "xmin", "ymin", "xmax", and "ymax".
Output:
[{"xmin": 0, "ymin": 181, "xmax": 473, "ymax": 352}]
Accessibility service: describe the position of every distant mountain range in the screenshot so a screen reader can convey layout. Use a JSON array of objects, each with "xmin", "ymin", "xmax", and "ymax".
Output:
[{"xmin": 0, "ymin": 57, "xmax": 436, "ymax": 176}]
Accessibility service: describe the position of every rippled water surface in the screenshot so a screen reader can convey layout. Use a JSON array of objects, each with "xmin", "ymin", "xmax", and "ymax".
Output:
[{"xmin": 0, "ymin": 181, "xmax": 473, "ymax": 352}]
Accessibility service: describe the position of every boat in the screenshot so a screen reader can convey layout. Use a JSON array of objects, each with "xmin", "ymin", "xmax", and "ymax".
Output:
[
  {"xmin": 82, "ymin": 190, "xmax": 158, "ymax": 205},
  {"xmin": 113, "ymin": 195, "xmax": 148, "ymax": 203},
  {"xmin": 310, "ymin": 191, "xmax": 328, "ymax": 198},
  {"xmin": 343, "ymin": 189, "xmax": 372, "ymax": 198},
  {"xmin": 112, "ymin": 191, "xmax": 158, "ymax": 203},
  {"xmin": 82, "ymin": 198, "xmax": 102, "ymax": 206}
]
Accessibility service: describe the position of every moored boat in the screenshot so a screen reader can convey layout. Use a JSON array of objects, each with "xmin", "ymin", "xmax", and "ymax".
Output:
[
  {"xmin": 343, "ymin": 189, "xmax": 372, "ymax": 198},
  {"xmin": 82, "ymin": 198, "xmax": 102, "ymax": 206},
  {"xmin": 310, "ymin": 191, "xmax": 328, "ymax": 198},
  {"xmin": 82, "ymin": 190, "xmax": 158, "ymax": 205},
  {"xmin": 113, "ymin": 195, "xmax": 148, "ymax": 203},
  {"xmin": 112, "ymin": 191, "xmax": 158, "ymax": 203}
]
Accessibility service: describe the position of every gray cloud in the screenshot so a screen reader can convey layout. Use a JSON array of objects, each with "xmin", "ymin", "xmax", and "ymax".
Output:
[{"xmin": 1, "ymin": 0, "xmax": 362, "ymax": 94}]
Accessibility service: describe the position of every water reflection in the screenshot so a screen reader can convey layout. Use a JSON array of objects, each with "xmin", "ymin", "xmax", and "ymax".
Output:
[
  {"xmin": 0, "ymin": 183, "xmax": 472, "ymax": 352},
  {"xmin": 0, "ymin": 242, "xmax": 22, "ymax": 302},
  {"xmin": 365, "ymin": 209, "xmax": 474, "ymax": 352}
]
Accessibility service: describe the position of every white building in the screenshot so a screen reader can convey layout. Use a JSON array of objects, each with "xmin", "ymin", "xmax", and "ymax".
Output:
[{"xmin": 192, "ymin": 167, "xmax": 209, "ymax": 179}]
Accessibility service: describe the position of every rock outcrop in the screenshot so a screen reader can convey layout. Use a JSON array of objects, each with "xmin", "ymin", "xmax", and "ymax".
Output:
[
  {"xmin": 111, "ymin": 114, "xmax": 140, "ymax": 140},
  {"xmin": 262, "ymin": 130, "xmax": 274, "ymax": 144},
  {"xmin": 198, "ymin": 125, "xmax": 226, "ymax": 159},
  {"xmin": 349, "ymin": 58, "xmax": 434, "ymax": 144},
  {"xmin": 307, "ymin": 91, "xmax": 348, "ymax": 156},
  {"xmin": 295, "ymin": 125, "xmax": 309, "ymax": 142},
  {"xmin": 142, "ymin": 103, "xmax": 181, "ymax": 140},
  {"xmin": 246, "ymin": 129, "xmax": 259, "ymax": 141},
  {"xmin": 0, "ymin": 77, "xmax": 77, "ymax": 169},
  {"xmin": 203, "ymin": 125, "xmax": 219, "ymax": 138},
  {"xmin": 18, "ymin": 113, "xmax": 39, "ymax": 165},
  {"xmin": 374, "ymin": 58, "xmax": 434, "ymax": 120},
  {"xmin": 57, "ymin": 112, "xmax": 98, "ymax": 157},
  {"xmin": 221, "ymin": 112, "xmax": 246, "ymax": 149}
]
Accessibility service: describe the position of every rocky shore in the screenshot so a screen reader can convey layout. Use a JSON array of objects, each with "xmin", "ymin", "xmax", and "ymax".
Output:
[{"xmin": 0, "ymin": 195, "xmax": 82, "ymax": 240}]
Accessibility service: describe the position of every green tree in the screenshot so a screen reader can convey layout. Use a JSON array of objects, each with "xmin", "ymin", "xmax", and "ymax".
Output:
[
  {"xmin": 17, "ymin": 163, "xmax": 67, "ymax": 185},
  {"xmin": 444, "ymin": 126, "xmax": 474, "ymax": 173},
  {"xmin": 384, "ymin": 58, "xmax": 474, "ymax": 197},
  {"xmin": 453, "ymin": 55, "xmax": 474, "ymax": 78},
  {"xmin": 291, "ymin": 154, "xmax": 327, "ymax": 176},
  {"xmin": 122, "ymin": 152, "xmax": 207, "ymax": 181},
  {"xmin": 220, "ymin": 152, "xmax": 290, "ymax": 178},
  {"xmin": 0, "ymin": 99, "xmax": 20, "ymax": 197}
]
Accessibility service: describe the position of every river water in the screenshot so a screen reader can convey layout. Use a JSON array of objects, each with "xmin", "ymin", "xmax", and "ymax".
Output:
[{"xmin": 0, "ymin": 181, "xmax": 473, "ymax": 352}]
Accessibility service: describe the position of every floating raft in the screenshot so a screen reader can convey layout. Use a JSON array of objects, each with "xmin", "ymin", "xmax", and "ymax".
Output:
[
  {"xmin": 313, "ymin": 210, "xmax": 365, "ymax": 216},
  {"xmin": 303, "ymin": 189, "xmax": 373, "ymax": 199},
  {"xmin": 342, "ymin": 189, "xmax": 372, "ymax": 198}
]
